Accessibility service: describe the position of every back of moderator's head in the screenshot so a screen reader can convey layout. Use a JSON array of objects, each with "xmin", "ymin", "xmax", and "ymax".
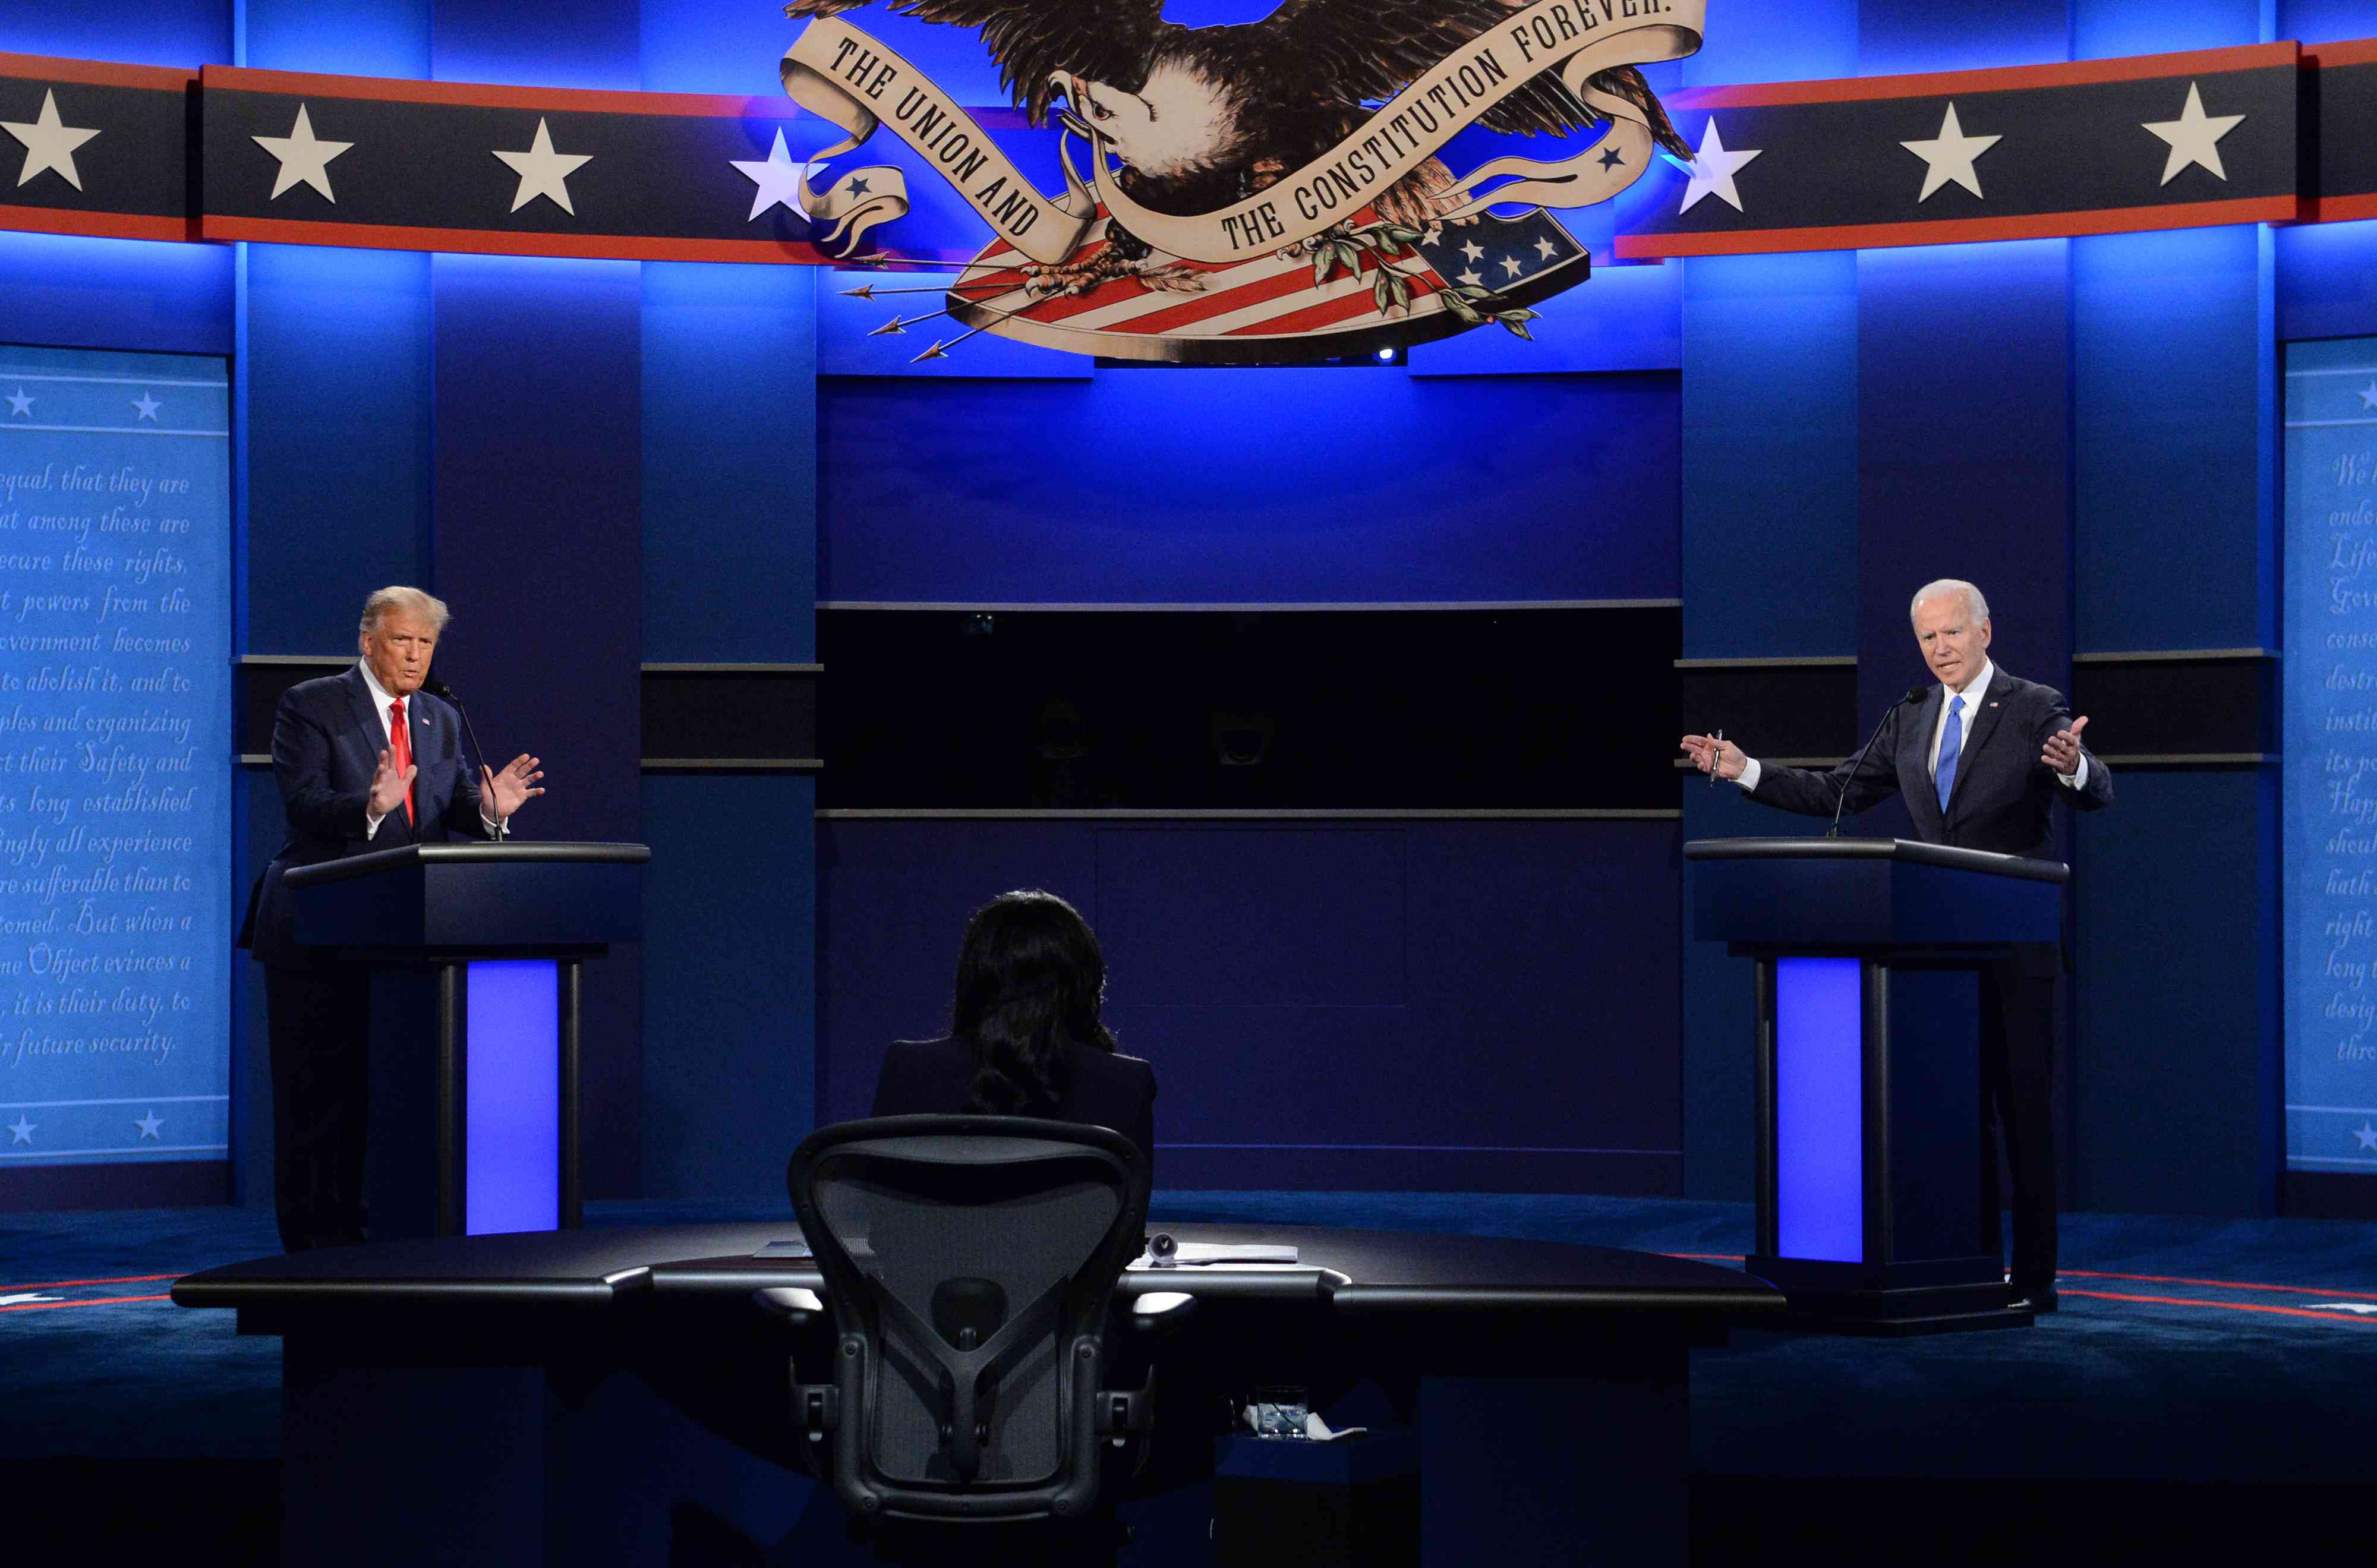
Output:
[{"xmin": 951, "ymin": 890, "xmax": 1115, "ymax": 1115}]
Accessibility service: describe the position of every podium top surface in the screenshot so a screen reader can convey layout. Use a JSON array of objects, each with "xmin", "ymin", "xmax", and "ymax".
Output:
[
  {"xmin": 285, "ymin": 841, "xmax": 651, "ymax": 890},
  {"xmin": 1683, "ymin": 837, "xmax": 2067, "ymax": 884}
]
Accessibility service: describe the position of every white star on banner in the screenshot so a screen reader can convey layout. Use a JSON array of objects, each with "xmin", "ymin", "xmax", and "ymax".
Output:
[
  {"xmin": 132, "ymin": 392, "xmax": 160, "ymax": 422},
  {"xmin": 134, "ymin": 1109, "xmax": 163, "ymax": 1140},
  {"xmin": 4, "ymin": 389, "xmax": 30, "ymax": 417},
  {"xmin": 252, "ymin": 103, "xmax": 352, "ymax": 203},
  {"xmin": 493, "ymin": 118, "xmax": 592, "ymax": 216},
  {"xmin": 2361, "ymin": 382, "xmax": 2377, "ymax": 412},
  {"xmin": 2141, "ymin": 83, "xmax": 2245, "ymax": 187},
  {"xmin": 1457, "ymin": 267, "xmax": 1482, "ymax": 287},
  {"xmin": 1902, "ymin": 102, "xmax": 2001, "ymax": 202},
  {"xmin": 728, "ymin": 127, "xmax": 810, "ymax": 222},
  {"xmin": 1533, "ymin": 236, "xmax": 1559, "ymax": 260},
  {"xmin": 1459, "ymin": 238, "xmax": 1485, "ymax": 263},
  {"xmin": 2357, "ymin": 1120, "xmax": 2377, "ymax": 1152},
  {"xmin": 1499, "ymin": 254, "xmax": 1522, "ymax": 279},
  {"xmin": 1678, "ymin": 117, "xmax": 1761, "ymax": 214},
  {"xmin": 7, "ymin": 1115, "xmax": 32, "ymax": 1144},
  {"xmin": 3, "ymin": 89, "xmax": 102, "ymax": 192}
]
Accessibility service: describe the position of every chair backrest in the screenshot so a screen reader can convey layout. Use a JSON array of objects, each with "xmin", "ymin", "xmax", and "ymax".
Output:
[{"xmin": 786, "ymin": 1115, "xmax": 1150, "ymax": 1523}]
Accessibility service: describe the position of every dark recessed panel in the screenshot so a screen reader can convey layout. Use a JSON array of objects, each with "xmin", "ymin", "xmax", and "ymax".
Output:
[
  {"xmin": 819, "ymin": 607, "xmax": 1679, "ymax": 810},
  {"xmin": 640, "ymin": 670, "xmax": 819, "ymax": 762},
  {"xmin": 239, "ymin": 660, "xmax": 348, "ymax": 755},
  {"xmin": 1679, "ymin": 664, "xmax": 1859, "ymax": 761},
  {"xmin": 2069, "ymin": 657, "xmax": 2272, "ymax": 756}
]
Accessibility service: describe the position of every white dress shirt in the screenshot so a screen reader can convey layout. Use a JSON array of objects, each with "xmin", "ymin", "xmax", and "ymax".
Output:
[
  {"xmin": 357, "ymin": 662, "xmax": 503, "ymax": 839},
  {"xmin": 1735, "ymin": 657, "xmax": 2086, "ymax": 795}
]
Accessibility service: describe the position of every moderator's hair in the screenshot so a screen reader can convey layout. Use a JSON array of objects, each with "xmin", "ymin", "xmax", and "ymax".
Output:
[
  {"xmin": 950, "ymin": 889, "xmax": 1117, "ymax": 1118},
  {"xmin": 1909, "ymin": 578, "xmax": 1989, "ymax": 630},
  {"xmin": 358, "ymin": 585, "xmax": 452, "ymax": 648}
]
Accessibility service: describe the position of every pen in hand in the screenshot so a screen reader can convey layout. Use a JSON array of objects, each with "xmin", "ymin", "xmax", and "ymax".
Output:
[{"xmin": 1709, "ymin": 729, "xmax": 1723, "ymax": 786}]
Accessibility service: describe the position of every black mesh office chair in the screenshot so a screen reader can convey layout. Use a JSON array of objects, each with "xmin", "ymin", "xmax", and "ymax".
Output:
[{"xmin": 783, "ymin": 1115, "xmax": 1153, "ymax": 1528}]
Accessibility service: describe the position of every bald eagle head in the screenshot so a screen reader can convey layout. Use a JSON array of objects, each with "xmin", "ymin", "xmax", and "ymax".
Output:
[{"xmin": 1068, "ymin": 52, "xmax": 1251, "ymax": 185}]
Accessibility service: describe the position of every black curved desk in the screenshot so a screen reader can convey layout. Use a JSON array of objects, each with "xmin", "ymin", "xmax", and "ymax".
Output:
[{"xmin": 177, "ymin": 1223, "xmax": 1781, "ymax": 1566}]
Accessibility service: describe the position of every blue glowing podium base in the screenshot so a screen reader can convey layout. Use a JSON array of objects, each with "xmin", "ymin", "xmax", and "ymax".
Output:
[
  {"xmin": 1686, "ymin": 838, "xmax": 2067, "ymax": 1334},
  {"xmin": 285, "ymin": 843, "xmax": 649, "ymax": 1241}
]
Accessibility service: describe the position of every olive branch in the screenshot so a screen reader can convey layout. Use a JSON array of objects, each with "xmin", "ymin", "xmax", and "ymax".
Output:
[{"xmin": 1299, "ymin": 219, "xmax": 1542, "ymax": 339}]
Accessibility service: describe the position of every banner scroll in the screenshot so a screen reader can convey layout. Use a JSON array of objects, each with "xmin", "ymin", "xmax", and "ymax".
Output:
[{"xmin": 781, "ymin": 0, "xmax": 1704, "ymax": 267}]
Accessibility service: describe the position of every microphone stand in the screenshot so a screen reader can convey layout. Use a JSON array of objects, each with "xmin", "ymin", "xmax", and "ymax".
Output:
[
  {"xmin": 423, "ymin": 677, "xmax": 505, "ymax": 839},
  {"xmin": 1829, "ymin": 687, "xmax": 1928, "ymax": 838}
]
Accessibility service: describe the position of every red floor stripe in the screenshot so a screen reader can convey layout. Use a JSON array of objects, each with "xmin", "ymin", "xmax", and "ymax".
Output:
[
  {"xmin": 1660, "ymin": 1258, "xmax": 2377, "ymax": 1301},
  {"xmin": 0, "ymin": 1293, "xmax": 174, "ymax": 1314},
  {"xmin": 2060, "ymin": 1288, "xmax": 2377, "ymax": 1324},
  {"xmin": 2058, "ymin": 1268, "xmax": 2377, "ymax": 1298},
  {"xmin": 0, "ymin": 1273, "xmax": 179, "ymax": 1293}
]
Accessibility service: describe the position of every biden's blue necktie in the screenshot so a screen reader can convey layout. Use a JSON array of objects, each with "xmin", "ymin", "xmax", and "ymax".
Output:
[{"xmin": 1935, "ymin": 692, "xmax": 1965, "ymax": 812}]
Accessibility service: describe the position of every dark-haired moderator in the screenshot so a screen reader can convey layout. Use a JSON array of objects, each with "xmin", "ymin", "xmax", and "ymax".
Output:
[{"xmin": 871, "ymin": 889, "xmax": 1158, "ymax": 1173}]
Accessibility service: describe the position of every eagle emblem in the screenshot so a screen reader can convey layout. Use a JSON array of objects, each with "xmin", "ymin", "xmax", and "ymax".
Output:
[{"xmin": 783, "ymin": 0, "xmax": 1705, "ymax": 362}]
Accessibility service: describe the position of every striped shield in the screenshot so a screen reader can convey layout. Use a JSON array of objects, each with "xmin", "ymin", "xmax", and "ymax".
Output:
[{"xmin": 935, "ymin": 206, "xmax": 1591, "ymax": 364}]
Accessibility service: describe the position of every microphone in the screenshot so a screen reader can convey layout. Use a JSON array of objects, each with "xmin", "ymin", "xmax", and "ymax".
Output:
[
  {"xmin": 421, "ymin": 677, "xmax": 496, "ymax": 801},
  {"xmin": 1829, "ymin": 686, "xmax": 1928, "ymax": 839}
]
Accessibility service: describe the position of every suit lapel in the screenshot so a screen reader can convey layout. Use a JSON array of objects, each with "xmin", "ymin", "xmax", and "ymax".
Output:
[
  {"xmin": 343, "ymin": 665, "xmax": 383, "ymax": 754},
  {"xmin": 1905, "ymin": 686, "xmax": 1947, "ymax": 840},
  {"xmin": 409, "ymin": 696, "xmax": 440, "ymax": 766},
  {"xmin": 1943, "ymin": 667, "xmax": 2013, "ymax": 822},
  {"xmin": 345, "ymin": 665, "xmax": 416, "ymax": 843}
]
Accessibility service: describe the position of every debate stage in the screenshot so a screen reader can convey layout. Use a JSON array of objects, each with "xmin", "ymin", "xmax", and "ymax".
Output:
[{"xmin": 8, "ymin": 1190, "xmax": 2373, "ymax": 1563}]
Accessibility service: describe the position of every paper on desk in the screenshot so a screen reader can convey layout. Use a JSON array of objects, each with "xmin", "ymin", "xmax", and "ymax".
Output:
[{"xmin": 751, "ymin": 1239, "xmax": 813, "ymax": 1259}]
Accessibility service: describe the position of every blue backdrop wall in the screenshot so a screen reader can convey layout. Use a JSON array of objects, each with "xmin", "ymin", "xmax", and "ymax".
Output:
[{"xmin": 6, "ymin": 0, "xmax": 2373, "ymax": 1213}]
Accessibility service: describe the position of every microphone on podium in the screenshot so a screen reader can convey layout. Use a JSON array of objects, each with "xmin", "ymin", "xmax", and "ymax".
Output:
[
  {"xmin": 1829, "ymin": 686, "xmax": 1929, "ymax": 839},
  {"xmin": 421, "ymin": 677, "xmax": 494, "ymax": 798}
]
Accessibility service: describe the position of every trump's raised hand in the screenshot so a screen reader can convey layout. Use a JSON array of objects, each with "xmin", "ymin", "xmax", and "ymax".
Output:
[
  {"xmin": 483, "ymin": 754, "xmax": 545, "ymax": 819},
  {"xmin": 369, "ymin": 746, "xmax": 415, "ymax": 819}
]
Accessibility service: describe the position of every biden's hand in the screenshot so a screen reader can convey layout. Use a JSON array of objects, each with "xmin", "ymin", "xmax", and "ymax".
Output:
[
  {"xmin": 2041, "ymin": 716, "xmax": 2089, "ymax": 775},
  {"xmin": 1681, "ymin": 733, "xmax": 1745, "ymax": 781}
]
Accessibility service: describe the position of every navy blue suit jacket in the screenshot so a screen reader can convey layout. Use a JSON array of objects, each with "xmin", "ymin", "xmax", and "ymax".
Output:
[
  {"xmin": 238, "ymin": 666, "xmax": 494, "ymax": 967},
  {"xmin": 1745, "ymin": 666, "xmax": 2113, "ymax": 973},
  {"xmin": 1745, "ymin": 665, "xmax": 2113, "ymax": 859}
]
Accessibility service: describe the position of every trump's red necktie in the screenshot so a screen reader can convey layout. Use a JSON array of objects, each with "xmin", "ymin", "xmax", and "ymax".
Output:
[{"xmin": 388, "ymin": 698, "xmax": 415, "ymax": 825}]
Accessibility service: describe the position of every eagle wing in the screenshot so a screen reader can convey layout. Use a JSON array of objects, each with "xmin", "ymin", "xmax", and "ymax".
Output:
[
  {"xmin": 784, "ymin": 0, "xmax": 1169, "ymax": 125},
  {"xmin": 1252, "ymin": 0, "xmax": 1688, "ymax": 154}
]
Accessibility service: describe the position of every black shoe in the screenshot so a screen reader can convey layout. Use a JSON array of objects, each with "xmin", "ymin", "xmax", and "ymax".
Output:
[{"xmin": 2009, "ymin": 1286, "xmax": 2058, "ymax": 1314}]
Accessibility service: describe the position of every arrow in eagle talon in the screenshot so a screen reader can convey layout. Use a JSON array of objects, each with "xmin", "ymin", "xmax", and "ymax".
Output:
[{"xmin": 843, "ymin": 281, "xmax": 1008, "ymax": 299}]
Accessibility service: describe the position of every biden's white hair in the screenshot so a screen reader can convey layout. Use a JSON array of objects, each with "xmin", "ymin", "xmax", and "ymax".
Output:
[
  {"xmin": 1909, "ymin": 578, "xmax": 1989, "ymax": 629},
  {"xmin": 358, "ymin": 585, "xmax": 451, "ymax": 649}
]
